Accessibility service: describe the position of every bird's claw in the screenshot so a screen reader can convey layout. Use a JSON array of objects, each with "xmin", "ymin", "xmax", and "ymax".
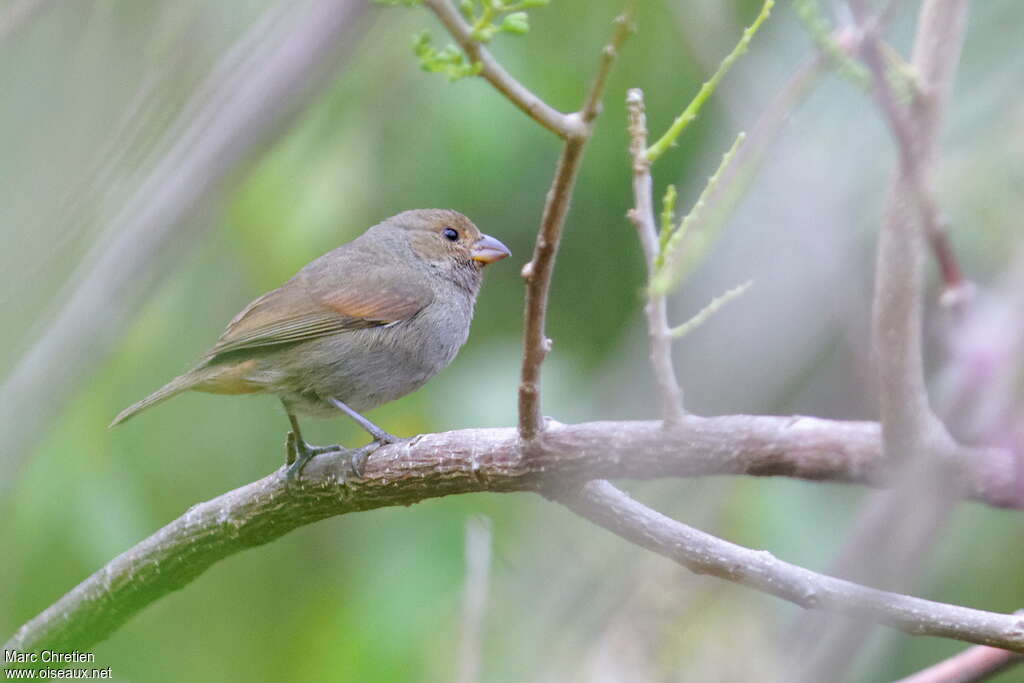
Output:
[
  {"xmin": 284, "ymin": 431, "xmax": 343, "ymax": 482},
  {"xmin": 283, "ymin": 430, "xmax": 402, "ymax": 484},
  {"xmin": 345, "ymin": 437, "xmax": 398, "ymax": 478},
  {"xmin": 366, "ymin": 427, "xmax": 398, "ymax": 445}
]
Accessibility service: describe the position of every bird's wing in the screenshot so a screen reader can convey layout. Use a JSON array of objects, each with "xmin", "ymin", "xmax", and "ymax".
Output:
[{"xmin": 202, "ymin": 267, "xmax": 432, "ymax": 361}]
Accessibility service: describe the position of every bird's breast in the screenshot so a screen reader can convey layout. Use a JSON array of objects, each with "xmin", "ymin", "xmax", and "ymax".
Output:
[{"xmin": 273, "ymin": 292, "xmax": 475, "ymax": 414}]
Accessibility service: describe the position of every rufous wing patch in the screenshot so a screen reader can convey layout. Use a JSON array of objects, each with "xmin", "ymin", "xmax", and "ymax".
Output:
[{"xmin": 321, "ymin": 280, "xmax": 430, "ymax": 322}]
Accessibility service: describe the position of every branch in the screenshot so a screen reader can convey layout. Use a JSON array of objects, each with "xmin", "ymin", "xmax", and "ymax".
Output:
[
  {"xmin": 518, "ymin": 3, "xmax": 636, "ymax": 440},
  {"xmin": 6, "ymin": 415, "xmax": 1020, "ymax": 653},
  {"xmin": 849, "ymin": 0, "xmax": 969, "ymax": 303},
  {"xmin": 518, "ymin": 137, "xmax": 587, "ymax": 440},
  {"xmin": 424, "ymin": 1, "xmax": 635, "ymax": 441},
  {"xmin": 857, "ymin": 0, "xmax": 969, "ymax": 462},
  {"xmin": 790, "ymin": 5, "xmax": 975, "ymax": 676},
  {"xmin": 897, "ymin": 643, "xmax": 1022, "ymax": 683},
  {"xmin": 555, "ymin": 480, "xmax": 1024, "ymax": 654},
  {"xmin": 626, "ymin": 88, "xmax": 686, "ymax": 423},
  {"xmin": 422, "ymin": 0, "xmax": 577, "ymax": 139}
]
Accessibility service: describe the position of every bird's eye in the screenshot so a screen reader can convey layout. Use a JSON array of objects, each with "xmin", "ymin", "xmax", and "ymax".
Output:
[{"xmin": 443, "ymin": 227, "xmax": 459, "ymax": 242}]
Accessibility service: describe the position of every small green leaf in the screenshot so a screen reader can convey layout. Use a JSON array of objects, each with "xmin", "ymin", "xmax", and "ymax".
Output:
[
  {"xmin": 500, "ymin": 11, "xmax": 529, "ymax": 35},
  {"xmin": 412, "ymin": 31, "xmax": 481, "ymax": 81},
  {"xmin": 472, "ymin": 23, "xmax": 499, "ymax": 42}
]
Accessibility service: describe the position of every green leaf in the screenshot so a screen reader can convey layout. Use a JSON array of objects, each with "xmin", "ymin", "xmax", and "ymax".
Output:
[
  {"xmin": 412, "ymin": 31, "xmax": 482, "ymax": 81},
  {"xmin": 500, "ymin": 12, "xmax": 530, "ymax": 35}
]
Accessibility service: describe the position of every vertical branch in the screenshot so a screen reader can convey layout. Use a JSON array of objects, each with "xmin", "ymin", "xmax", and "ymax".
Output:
[
  {"xmin": 625, "ymin": 89, "xmax": 686, "ymax": 424},
  {"xmin": 858, "ymin": 0, "xmax": 969, "ymax": 460},
  {"xmin": 518, "ymin": 6, "xmax": 636, "ymax": 441},
  {"xmin": 519, "ymin": 138, "xmax": 587, "ymax": 440},
  {"xmin": 850, "ymin": 0, "xmax": 968, "ymax": 303},
  {"xmin": 792, "ymin": 4, "xmax": 972, "ymax": 678}
]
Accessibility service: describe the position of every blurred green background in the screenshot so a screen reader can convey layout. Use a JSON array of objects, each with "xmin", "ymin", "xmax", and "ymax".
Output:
[{"xmin": 2, "ymin": 0, "xmax": 1023, "ymax": 680}]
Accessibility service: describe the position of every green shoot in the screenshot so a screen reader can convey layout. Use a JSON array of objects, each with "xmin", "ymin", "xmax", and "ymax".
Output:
[
  {"xmin": 413, "ymin": 31, "xmax": 483, "ymax": 81},
  {"xmin": 879, "ymin": 42, "xmax": 920, "ymax": 102},
  {"xmin": 464, "ymin": 0, "xmax": 547, "ymax": 43},
  {"xmin": 645, "ymin": 0, "xmax": 773, "ymax": 163},
  {"xmin": 657, "ymin": 184, "xmax": 678, "ymax": 264},
  {"xmin": 791, "ymin": 0, "xmax": 869, "ymax": 88},
  {"xmin": 670, "ymin": 281, "xmax": 752, "ymax": 339},
  {"xmin": 385, "ymin": 0, "xmax": 549, "ymax": 82},
  {"xmin": 652, "ymin": 131, "xmax": 746, "ymax": 295}
]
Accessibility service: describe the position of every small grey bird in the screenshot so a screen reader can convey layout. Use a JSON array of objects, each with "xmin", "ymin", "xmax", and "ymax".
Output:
[{"xmin": 111, "ymin": 209, "xmax": 510, "ymax": 479}]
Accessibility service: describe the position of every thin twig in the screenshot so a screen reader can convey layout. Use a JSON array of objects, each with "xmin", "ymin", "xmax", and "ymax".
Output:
[
  {"xmin": 897, "ymin": 643, "xmax": 1022, "ymax": 683},
  {"xmin": 4, "ymin": 415, "xmax": 1019, "ymax": 653},
  {"xmin": 580, "ymin": 3, "xmax": 637, "ymax": 125},
  {"xmin": 518, "ymin": 3, "xmax": 636, "ymax": 440},
  {"xmin": 518, "ymin": 138, "xmax": 586, "ymax": 440},
  {"xmin": 645, "ymin": 0, "xmax": 773, "ymax": 163},
  {"xmin": 625, "ymin": 88, "xmax": 686, "ymax": 423},
  {"xmin": 850, "ymin": 0, "xmax": 968, "ymax": 303},
  {"xmin": 422, "ymin": 0, "xmax": 576, "ymax": 139}
]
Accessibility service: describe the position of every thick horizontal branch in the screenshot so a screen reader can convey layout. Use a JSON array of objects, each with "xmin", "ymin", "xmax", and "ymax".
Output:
[
  {"xmin": 557, "ymin": 481, "xmax": 1024, "ymax": 655},
  {"xmin": 5, "ymin": 415, "xmax": 1018, "ymax": 653}
]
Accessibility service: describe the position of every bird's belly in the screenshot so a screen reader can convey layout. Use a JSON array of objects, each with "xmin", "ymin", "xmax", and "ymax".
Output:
[{"xmin": 266, "ymin": 314, "xmax": 469, "ymax": 417}]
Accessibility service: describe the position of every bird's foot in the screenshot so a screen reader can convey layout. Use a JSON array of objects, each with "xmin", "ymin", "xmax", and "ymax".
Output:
[
  {"xmin": 343, "ymin": 435, "xmax": 404, "ymax": 478},
  {"xmin": 284, "ymin": 431, "xmax": 343, "ymax": 482},
  {"xmin": 347, "ymin": 442, "xmax": 382, "ymax": 478},
  {"xmin": 370, "ymin": 428, "xmax": 399, "ymax": 446}
]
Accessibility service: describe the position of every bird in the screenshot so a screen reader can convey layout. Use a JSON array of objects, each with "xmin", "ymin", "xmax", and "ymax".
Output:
[{"xmin": 110, "ymin": 209, "xmax": 510, "ymax": 479}]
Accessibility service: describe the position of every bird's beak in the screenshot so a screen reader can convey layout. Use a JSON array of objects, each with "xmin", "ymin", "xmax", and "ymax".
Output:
[{"xmin": 471, "ymin": 234, "xmax": 511, "ymax": 265}]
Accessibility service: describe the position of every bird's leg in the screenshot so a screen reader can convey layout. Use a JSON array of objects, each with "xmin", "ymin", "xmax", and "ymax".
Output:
[
  {"xmin": 326, "ymin": 396, "xmax": 399, "ymax": 476},
  {"xmin": 283, "ymin": 409, "xmax": 342, "ymax": 481},
  {"xmin": 326, "ymin": 397, "xmax": 398, "ymax": 444}
]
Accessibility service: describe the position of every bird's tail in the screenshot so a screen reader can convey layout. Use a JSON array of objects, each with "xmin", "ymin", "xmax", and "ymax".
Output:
[{"xmin": 109, "ymin": 373, "xmax": 199, "ymax": 427}]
